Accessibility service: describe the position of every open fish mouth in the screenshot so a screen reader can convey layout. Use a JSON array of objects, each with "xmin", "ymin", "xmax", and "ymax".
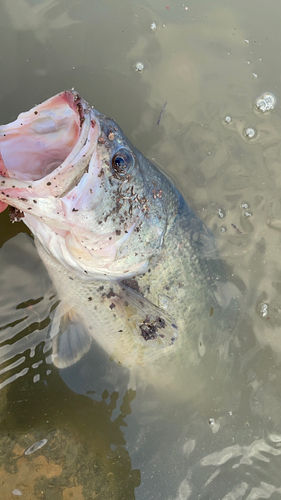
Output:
[
  {"xmin": 0, "ymin": 90, "xmax": 99, "ymax": 211},
  {"xmin": 0, "ymin": 89, "xmax": 167, "ymax": 280}
]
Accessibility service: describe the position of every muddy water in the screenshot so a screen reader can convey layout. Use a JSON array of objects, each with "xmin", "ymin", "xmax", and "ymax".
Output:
[{"xmin": 1, "ymin": 0, "xmax": 281, "ymax": 498}]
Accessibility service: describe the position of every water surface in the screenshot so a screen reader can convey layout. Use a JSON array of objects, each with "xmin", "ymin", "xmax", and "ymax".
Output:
[{"xmin": 1, "ymin": 1, "xmax": 281, "ymax": 498}]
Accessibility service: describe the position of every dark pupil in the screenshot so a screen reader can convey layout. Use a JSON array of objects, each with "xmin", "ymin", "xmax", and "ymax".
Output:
[
  {"xmin": 114, "ymin": 156, "xmax": 125, "ymax": 169},
  {"xmin": 112, "ymin": 148, "xmax": 134, "ymax": 176}
]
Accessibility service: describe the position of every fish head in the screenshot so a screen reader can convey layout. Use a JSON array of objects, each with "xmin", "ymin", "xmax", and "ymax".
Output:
[{"xmin": 0, "ymin": 90, "xmax": 177, "ymax": 280}]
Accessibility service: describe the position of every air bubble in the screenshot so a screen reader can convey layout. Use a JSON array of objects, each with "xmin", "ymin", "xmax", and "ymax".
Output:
[
  {"xmin": 260, "ymin": 303, "xmax": 269, "ymax": 318},
  {"xmin": 220, "ymin": 227, "xmax": 227, "ymax": 233},
  {"xmin": 224, "ymin": 115, "xmax": 232, "ymax": 124},
  {"xmin": 217, "ymin": 208, "xmax": 225, "ymax": 218},
  {"xmin": 150, "ymin": 22, "xmax": 157, "ymax": 31},
  {"xmin": 241, "ymin": 203, "xmax": 249, "ymax": 209},
  {"xmin": 208, "ymin": 418, "xmax": 220, "ymax": 433},
  {"xmin": 243, "ymin": 127, "xmax": 256, "ymax": 139},
  {"xmin": 255, "ymin": 92, "xmax": 276, "ymax": 113},
  {"xmin": 244, "ymin": 211, "xmax": 252, "ymax": 217},
  {"xmin": 135, "ymin": 62, "xmax": 144, "ymax": 73}
]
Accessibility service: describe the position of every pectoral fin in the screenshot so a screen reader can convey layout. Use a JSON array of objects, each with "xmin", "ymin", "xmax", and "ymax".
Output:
[
  {"xmin": 49, "ymin": 304, "xmax": 92, "ymax": 369},
  {"xmin": 104, "ymin": 283, "xmax": 179, "ymax": 349}
]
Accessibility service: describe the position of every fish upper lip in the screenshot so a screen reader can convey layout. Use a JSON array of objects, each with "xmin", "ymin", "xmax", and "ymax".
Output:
[{"xmin": 0, "ymin": 89, "xmax": 99, "ymax": 199}]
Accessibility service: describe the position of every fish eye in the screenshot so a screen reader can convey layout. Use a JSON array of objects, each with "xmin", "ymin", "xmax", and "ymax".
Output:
[{"xmin": 112, "ymin": 148, "xmax": 134, "ymax": 176}]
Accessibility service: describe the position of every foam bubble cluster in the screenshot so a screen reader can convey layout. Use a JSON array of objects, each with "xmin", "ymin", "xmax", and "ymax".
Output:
[{"xmin": 255, "ymin": 92, "xmax": 276, "ymax": 113}]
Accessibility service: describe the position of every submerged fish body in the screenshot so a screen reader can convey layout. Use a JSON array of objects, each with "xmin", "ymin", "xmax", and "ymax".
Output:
[{"xmin": 0, "ymin": 90, "xmax": 236, "ymax": 394}]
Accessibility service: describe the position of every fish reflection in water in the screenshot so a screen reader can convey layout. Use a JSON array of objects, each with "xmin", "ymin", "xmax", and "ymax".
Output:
[{"xmin": 0, "ymin": 92, "xmax": 280, "ymax": 499}]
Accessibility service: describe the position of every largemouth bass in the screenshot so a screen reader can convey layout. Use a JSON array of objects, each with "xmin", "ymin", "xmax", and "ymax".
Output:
[{"xmin": 0, "ymin": 90, "xmax": 237, "ymax": 394}]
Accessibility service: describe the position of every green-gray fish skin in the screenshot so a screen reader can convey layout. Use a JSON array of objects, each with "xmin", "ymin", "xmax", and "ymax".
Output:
[{"xmin": 0, "ymin": 90, "xmax": 237, "ymax": 396}]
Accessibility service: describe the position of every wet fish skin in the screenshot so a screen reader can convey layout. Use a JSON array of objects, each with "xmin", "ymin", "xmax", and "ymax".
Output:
[{"xmin": 0, "ymin": 90, "xmax": 234, "ymax": 393}]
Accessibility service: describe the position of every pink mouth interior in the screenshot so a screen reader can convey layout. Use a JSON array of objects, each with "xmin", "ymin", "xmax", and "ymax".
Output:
[{"xmin": 0, "ymin": 91, "xmax": 81, "ymax": 183}]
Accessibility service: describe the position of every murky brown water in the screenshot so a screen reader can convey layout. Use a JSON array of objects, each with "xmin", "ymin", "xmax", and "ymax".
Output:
[{"xmin": 1, "ymin": 0, "xmax": 281, "ymax": 498}]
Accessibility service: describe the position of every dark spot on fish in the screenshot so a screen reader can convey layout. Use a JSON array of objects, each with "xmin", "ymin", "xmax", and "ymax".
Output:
[
  {"xmin": 121, "ymin": 279, "xmax": 140, "ymax": 292},
  {"xmin": 69, "ymin": 277, "xmax": 74, "ymax": 280},
  {"xmin": 72, "ymin": 208, "xmax": 78, "ymax": 212},
  {"xmin": 124, "ymin": 301, "xmax": 129, "ymax": 307},
  {"xmin": 210, "ymin": 306, "xmax": 214, "ymax": 317},
  {"xmin": 84, "ymin": 270, "xmax": 88, "ymax": 274},
  {"xmin": 109, "ymin": 303, "xmax": 116, "ymax": 309},
  {"xmin": 116, "ymin": 229, "xmax": 121, "ymax": 235},
  {"xmin": 33, "ymin": 200, "xmax": 37, "ymax": 203},
  {"xmin": 106, "ymin": 289, "xmax": 116, "ymax": 299},
  {"xmin": 27, "ymin": 207, "xmax": 32, "ymax": 210},
  {"xmin": 47, "ymin": 182, "xmax": 51, "ymax": 186},
  {"xmin": 171, "ymin": 323, "xmax": 178, "ymax": 329},
  {"xmin": 157, "ymin": 317, "xmax": 166, "ymax": 329},
  {"xmin": 88, "ymin": 297, "xmax": 92, "ymax": 301},
  {"xmin": 76, "ymin": 102, "xmax": 85, "ymax": 127},
  {"xmin": 140, "ymin": 322, "xmax": 158, "ymax": 341},
  {"xmin": 118, "ymin": 330, "xmax": 123, "ymax": 332},
  {"xmin": 170, "ymin": 337, "xmax": 176, "ymax": 345},
  {"xmin": 9, "ymin": 206, "xmax": 24, "ymax": 222},
  {"xmin": 18, "ymin": 197, "xmax": 27, "ymax": 201},
  {"xmin": 98, "ymin": 285, "xmax": 104, "ymax": 292}
]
